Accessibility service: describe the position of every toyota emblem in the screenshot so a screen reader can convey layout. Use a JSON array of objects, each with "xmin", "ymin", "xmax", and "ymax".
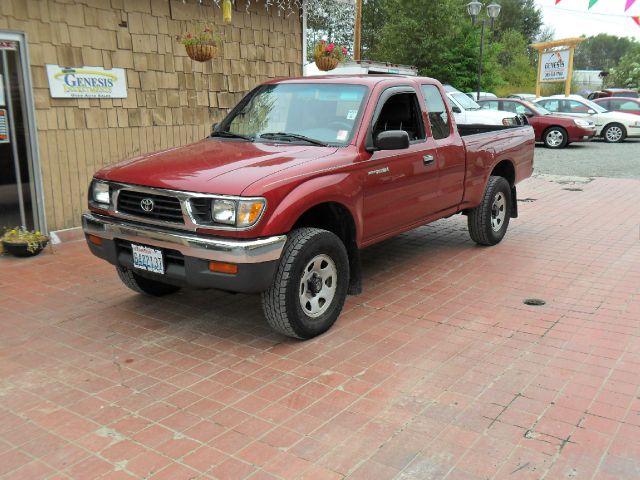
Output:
[{"xmin": 140, "ymin": 198, "xmax": 154, "ymax": 212}]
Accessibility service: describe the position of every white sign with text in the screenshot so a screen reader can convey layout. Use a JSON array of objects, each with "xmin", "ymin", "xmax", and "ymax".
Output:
[
  {"xmin": 46, "ymin": 65, "xmax": 128, "ymax": 98},
  {"xmin": 540, "ymin": 49, "xmax": 570, "ymax": 82}
]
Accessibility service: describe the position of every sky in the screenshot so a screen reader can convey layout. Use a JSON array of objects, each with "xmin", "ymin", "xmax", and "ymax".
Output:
[{"xmin": 535, "ymin": 0, "xmax": 640, "ymax": 41}]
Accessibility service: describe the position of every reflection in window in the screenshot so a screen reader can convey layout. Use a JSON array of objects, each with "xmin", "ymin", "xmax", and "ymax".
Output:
[
  {"xmin": 421, "ymin": 85, "xmax": 450, "ymax": 140},
  {"xmin": 223, "ymin": 84, "xmax": 367, "ymax": 145}
]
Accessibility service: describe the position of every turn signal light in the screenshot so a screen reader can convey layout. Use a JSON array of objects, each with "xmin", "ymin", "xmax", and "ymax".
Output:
[
  {"xmin": 208, "ymin": 261, "xmax": 238, "ymax": 274},
  {"xmin": 87, "ymin": 234, "xmax": 103, "ymax": 246}
]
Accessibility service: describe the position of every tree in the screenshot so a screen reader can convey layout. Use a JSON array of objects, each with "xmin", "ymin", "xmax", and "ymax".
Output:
[
  {"xmin": 573, "ymin": 34, "xmax": 636, "ymax": 71},
  {"xmin": 609, "ymin": 45, "xmax": 640, "ymax": 88},
  {"xmin": 305, "ymin": 0, "xmax": 355, "ymax": 62},
  {"xmin": 495, "ymin": 29, "xmax": 535, "ymax": 90},
  {"xmin": 492, "ymin": 0, "xmax": 542, "ymax": 45}
]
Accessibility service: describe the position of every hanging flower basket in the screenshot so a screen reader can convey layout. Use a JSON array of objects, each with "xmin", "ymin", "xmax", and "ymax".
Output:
[
  {"xmin": 313, "ymin": 40, "xmax": 349, "ymax": 72},
  {"xmin": 315, "ymin": 55, "xmax": 339, "ymax": 72},
  {"xmin": 176, "ymin": 24, "xmax": 222, "ymax": 63},
  {"xmin": 185, "ymin": 44, "xmax": 219, "ymax": 62}
]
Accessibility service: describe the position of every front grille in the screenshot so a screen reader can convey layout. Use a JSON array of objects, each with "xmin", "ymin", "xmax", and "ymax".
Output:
[
  {"xmin": 115, "ymin": 240, "xmax": 185, "ymax": 267},
  {"xmin": 117, "ymin": 190, "xmax": 184, "ymax": 224},
  {"xmin": 189, "ymin": 198, "xmax": 212, "ymax": 223}
]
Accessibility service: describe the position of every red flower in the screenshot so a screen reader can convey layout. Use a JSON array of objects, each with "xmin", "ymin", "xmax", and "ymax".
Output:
[
  {"xmin": 342, "ymin": 47, "xmax": 348, "ymax": 55},
  {"xmin": 326, "ymin": 43, "xmax": 335, "ymax": 53}
]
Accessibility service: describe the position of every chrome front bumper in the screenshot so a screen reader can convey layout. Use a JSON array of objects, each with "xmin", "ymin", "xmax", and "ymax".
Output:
[{"xmin": 82, "ymin": 212, "xmax": 287, "ymax": 264}]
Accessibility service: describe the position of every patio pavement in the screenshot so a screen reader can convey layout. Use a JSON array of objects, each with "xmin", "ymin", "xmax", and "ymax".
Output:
[{"xmin": 1, "ymin": 175, "xmax": 639, "ymax": 480}]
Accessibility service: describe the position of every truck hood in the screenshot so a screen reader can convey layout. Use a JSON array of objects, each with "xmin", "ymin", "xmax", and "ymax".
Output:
[{"xmin": 96, "ymin": 139, "xmax": 338, "ymax": 195}]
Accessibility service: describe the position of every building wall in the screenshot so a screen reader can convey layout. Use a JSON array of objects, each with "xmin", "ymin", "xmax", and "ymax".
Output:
[{"xmin": 0, "ymin": 0, "xmax": 302, "ymax": 231}]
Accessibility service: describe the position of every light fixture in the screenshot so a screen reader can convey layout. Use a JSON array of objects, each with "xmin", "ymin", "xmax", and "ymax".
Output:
[
  {"xmin": 467, "ymin": 1, "xmax": 482, "ymax": 19},
  {"xmin": 487, "ymin": 3, "xmax": 501, "ymax": 19}
]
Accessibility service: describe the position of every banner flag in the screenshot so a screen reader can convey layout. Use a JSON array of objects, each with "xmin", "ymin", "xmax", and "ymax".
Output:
[
  {"xmin": 625, "ymin": 0, "xmax": 636, "ymax": 11},
  {"xmin": 633, "ymin": 16, "xmax": 640, "ymax": 27},
  {"xmin": 588, "ymin": 0, "xmax": 599, "ymax": 9}
]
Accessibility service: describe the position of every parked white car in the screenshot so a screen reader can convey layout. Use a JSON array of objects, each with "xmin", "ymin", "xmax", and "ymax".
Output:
[
  {"xmin": 446, "ymin": 91, "xmax": 518, "ymax": 126},
  {"xmin": 535, "ymin": 95, "xmax": 640, "ymax": 143},
  {"xmin": 466, "ymin": 91, "xmax": 497, "ymax": 100}
]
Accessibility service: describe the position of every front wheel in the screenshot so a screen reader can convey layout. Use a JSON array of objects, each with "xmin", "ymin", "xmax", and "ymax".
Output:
[
  {"xmin": 467, "ymin": 176, "xmax": 512, "ymax": 246},
  {"xmin": 543, "ymin": 127, "xmax": 568, "ymax": 148},
  {"xmin": 261, "ymin": 228, "xmax": 349, "ymax": 339},
  {"xmin": 602, "ymin": 123, "xmax": 626, "ymax": 143}
]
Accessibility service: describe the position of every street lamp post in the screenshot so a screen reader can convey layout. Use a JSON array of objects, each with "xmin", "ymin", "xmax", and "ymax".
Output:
[{"xmin": 466, "ymin": 2, "xmax": 501, "ymax": 100}]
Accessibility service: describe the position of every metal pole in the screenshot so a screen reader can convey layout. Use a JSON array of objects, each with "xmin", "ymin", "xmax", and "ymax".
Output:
[
  {"xmin": 354, "ymin": 0, "xmax": 362, "ymax": 61},
  {"xmin": 477, "ymin": 20, "xmax": 484, "ymax": 100}
]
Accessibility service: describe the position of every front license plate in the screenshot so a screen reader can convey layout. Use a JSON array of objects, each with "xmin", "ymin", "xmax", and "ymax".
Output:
[{"xmin": 132, "ymin": 244, "xmax": 164, "ymax": 274}]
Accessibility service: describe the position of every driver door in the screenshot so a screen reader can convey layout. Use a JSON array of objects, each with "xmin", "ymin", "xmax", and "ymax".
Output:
[{"xmin": 361, "ymin": 87, "xmax": 440, "ymax": 243}]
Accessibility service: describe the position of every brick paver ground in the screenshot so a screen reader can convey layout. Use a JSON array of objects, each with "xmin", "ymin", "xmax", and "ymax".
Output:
[{"xmin": 1, "ymin": 176, "xmax": 639, "ymax": 480}]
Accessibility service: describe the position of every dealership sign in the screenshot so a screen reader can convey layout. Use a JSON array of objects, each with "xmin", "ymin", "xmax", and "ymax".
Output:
[
  {"xmin": 540, "ymin": 49, "xmax": 570, "ymax": 82},
  {"xmin": 46, "ymin": 65, "xmax": 128, "ymax": 98}
]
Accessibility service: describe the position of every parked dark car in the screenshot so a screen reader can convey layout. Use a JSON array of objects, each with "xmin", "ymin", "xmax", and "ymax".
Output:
[
  {"xmin": 593, "ymin": 97, "xmax": 640, "ymax": 116},
  {"xmin": 587, "ymin": 88, "xmax": 639, "ymax": 100},
  {"xmin": 477, "ymin": 98, "xmax": 596, "ymax": 148}
]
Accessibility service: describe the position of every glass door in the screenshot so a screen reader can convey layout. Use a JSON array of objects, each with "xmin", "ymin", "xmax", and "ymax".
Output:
[{"xmin": 0, "ymin": 34, "xmax": 43, "ymax": 232}]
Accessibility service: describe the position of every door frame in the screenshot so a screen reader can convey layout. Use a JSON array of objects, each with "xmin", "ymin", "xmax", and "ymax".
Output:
[{"xmin": 0, "ymin": 30, "xmax": 46, "ymax": 232}]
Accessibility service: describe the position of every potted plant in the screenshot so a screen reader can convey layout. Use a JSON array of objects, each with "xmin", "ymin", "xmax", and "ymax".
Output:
[
  {"xmin": 176, "ymin": 24, "xmax": 222, "ymax": 62},
  {"xmin": 314, "ymin": 40, "xmax": 349, "ymax": 72},
  {"xmin": 1, "ymin": 227, "xmax": 49, "ymax": 257}
]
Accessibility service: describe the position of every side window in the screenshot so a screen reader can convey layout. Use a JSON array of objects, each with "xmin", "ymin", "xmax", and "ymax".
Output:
[
  {"xmin": 618, "ymin": 101, "xmax": 637, "ymax": 111},
  {"xmin": 373, "ymin": 92, "xmax": 426, "ymax": 142},
  {"xmin": 420, "ymin": 85, "xmax": 451, "ymax": 140},
  {"xmin": 500, "ymin": 101, "xmax": 518, "ymax": 114},
  {"xmin": 540, "ymin": 100, "xmax": 559, "ymax": 112},
  {"xmin": 480, "ymin": 101, "xmax": 499, "ymax": 110},
  {"xmin": 567, "ymin": 100, "xmax": 589, "ymax": 113}
]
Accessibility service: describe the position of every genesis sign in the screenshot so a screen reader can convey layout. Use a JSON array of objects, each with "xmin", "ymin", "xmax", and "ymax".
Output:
[
  {"xmin": 540, "ymin": 49, "xmax": 570, "ymax": 82},
  {"xmin": 46, "ymin": 65, "xmax": 128, "ymax": 98}
]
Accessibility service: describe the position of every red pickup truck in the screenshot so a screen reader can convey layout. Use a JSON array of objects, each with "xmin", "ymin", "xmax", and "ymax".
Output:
[{"xmin": 83, "ymin": 75, "xmax": 534, "ymax": 339}]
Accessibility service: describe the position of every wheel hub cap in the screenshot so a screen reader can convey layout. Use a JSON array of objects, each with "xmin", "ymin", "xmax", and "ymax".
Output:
[
  {"xmin": 299, "ymin": 254, "xmax": 337, "ymax": 318},
  {"xmin": 547, "ymin": 130, "xmax": 563, "ymax": 147},
  {"xmin": 491, "ymin": 192, "xmax": 506, "ymax": 232},
  {"xmin": 607, "ymin": 127, "xmax": 622, "ymax": 142}
]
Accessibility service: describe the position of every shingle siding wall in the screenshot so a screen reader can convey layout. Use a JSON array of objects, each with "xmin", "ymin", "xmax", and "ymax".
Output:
[{"xmin": 0, "ymin": 0, "xmax": 302, "ymax": 231}]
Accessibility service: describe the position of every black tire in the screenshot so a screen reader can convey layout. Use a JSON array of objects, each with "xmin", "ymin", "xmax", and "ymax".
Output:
[
  {"xmin": 261, "ymin": 228, "xmax": 349, "ymax": 339},
  {"xmin": 116, "ymin": 266, "xmax": 180, "ymax": 296},
  {"xmin": 602, "ymin": 123, "xmax": 626, "ymax": 143},
  {"xmin": 467, "ymin": 176, "xmax": 512, "ymax": 246},
  {"xmin": 543, "ymin": 127, "xmax": 568, "ymax": 149}
]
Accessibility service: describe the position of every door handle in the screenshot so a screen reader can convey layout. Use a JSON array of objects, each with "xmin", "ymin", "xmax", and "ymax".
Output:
[{"xmin": 423, "ymin": 154, "xmax": 434, "ymax": 166}]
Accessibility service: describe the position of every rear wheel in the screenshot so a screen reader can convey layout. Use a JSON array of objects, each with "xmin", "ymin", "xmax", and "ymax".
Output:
[
  {"xmin": 602, "ymin": 123, "xmax": 626, "ymax": 143},
  {"xmin": 261, "ymin": 228, "xmax": 349, "ymax": 339},
  {"xmin": 543, "ymin": 127, "xmax": 568, "ymax": 148},
  {"xmin": 116, "ymin": 266, "xmax": 180, "ymax": 296},
  {"xmin": 467, "ymin": 176, "xmax": 512, "ymax": 246}
]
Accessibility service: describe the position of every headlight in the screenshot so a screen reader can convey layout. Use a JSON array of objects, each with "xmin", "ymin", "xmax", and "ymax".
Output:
[
  {"xmin": 211, "ymin": 198, "xmax": 266, "ymax": 227},
  {"xmin": 212, "ymin": 199, "xmax": 236, "ymax": 225},
  {"xmin": 92, "ymin": 181, "xmax": 110, "ymax": 205},
  {"xmin": 574, "ymin": 119, "xmax": 591, "ymax": 127}
]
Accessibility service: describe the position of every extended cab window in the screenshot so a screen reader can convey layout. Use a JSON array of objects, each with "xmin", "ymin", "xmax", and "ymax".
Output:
[
  {"xmin": 373, "ymin": 92, "xmax": 425, "ymax": 142},
  {"xmin": 421, "ymin": 84, "xmax": 451, "ymax": 140},
  {"xmin": 222, "ymin": 83, "xmax": 367, "ymax": 146},
  {"xmin": 480, "ymin": 100, "xmax": 499, "ymax": 110}
]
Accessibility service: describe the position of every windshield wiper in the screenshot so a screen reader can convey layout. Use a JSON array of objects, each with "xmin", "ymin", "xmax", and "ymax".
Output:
[
  {"xmin": 210, "ymin": 131, "xmax": 254, "ymax": 141},
  {"xmin": 259, "ymin": 132, "xmax": 329, "ymax": 147}
]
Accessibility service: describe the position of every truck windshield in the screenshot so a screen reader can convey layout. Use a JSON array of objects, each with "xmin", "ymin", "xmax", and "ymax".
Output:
[
  {"xmin": 451, "ymin": 93, "xmax": 481, "ymax": 110},
  {"xmin": 219, "ymin": 83, "xmax": 368, "ymax": 146}
]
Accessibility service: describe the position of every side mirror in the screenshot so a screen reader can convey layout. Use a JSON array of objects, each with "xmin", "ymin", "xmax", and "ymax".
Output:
[
  {"xmin": 587, "ymin": 109, "xmax": 596, "ymax": 115},
  {"xmin": 375, "ymin": 130, "xmax": 410, "ymax": 151},
  {"xmin": 525, "ymin": 112, "xmax": 535, "ymax": 118},
  {"xmin": 451, "ymin": 105, "xmax": 462, "ymax": 114}
]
